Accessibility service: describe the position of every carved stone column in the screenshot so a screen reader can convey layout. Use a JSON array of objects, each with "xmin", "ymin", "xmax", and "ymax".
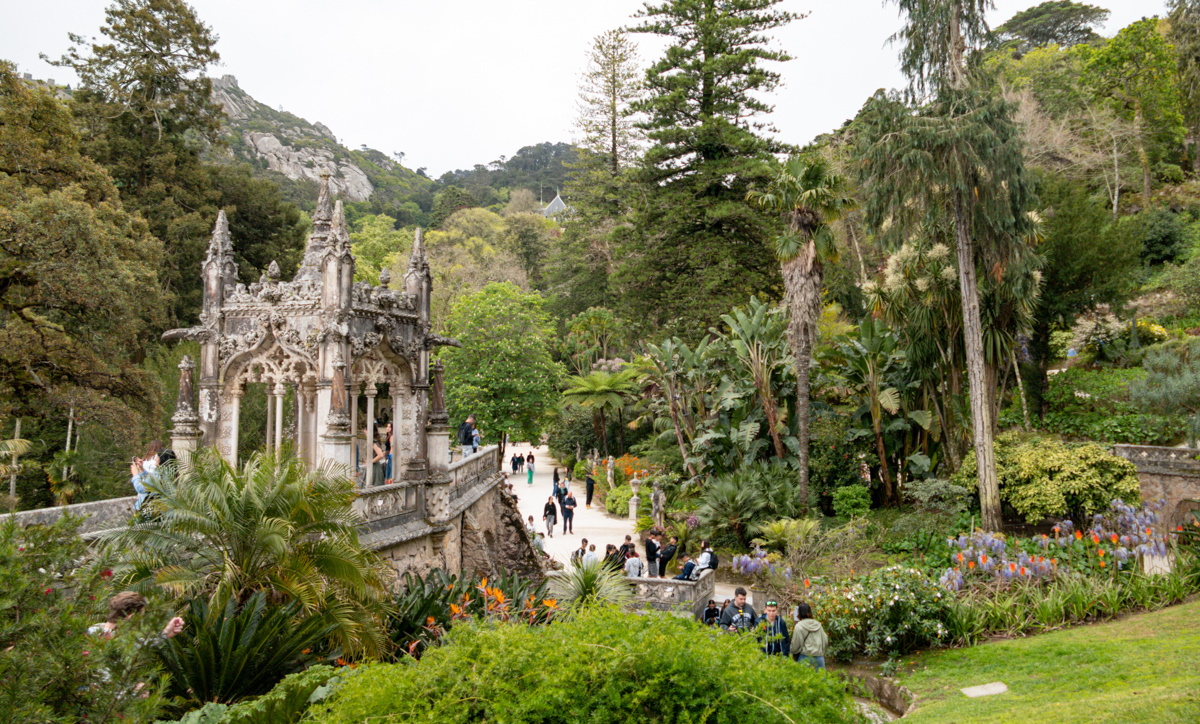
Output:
[
  {"xmin": 169, "ymin": 356, "xmax": 202, "ymax": 467},
  {"xmin": 424, "ymin": 361, "xmax": 452, "ymax": 526},
  {"xmin": 228, "ymin": 386, "xmax": 243, "ymax": 468},
  {"xmin": 320, "ymin": 353, "xmax": 353, "ymax": 468},
  {"xmin": 364, "ymin": 383, "xmax": 377, "ymax": 486},
  {"xmin": 629, "ymin": 474, "xmax": 641, "ymax": 521},
  {"xmin": 273, "ymin": 382, "xmax": 286, "ymax": 452}
]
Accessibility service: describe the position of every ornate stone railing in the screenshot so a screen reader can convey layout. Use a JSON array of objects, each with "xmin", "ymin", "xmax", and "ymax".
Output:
[
  {"xmin": 449, "ymin": 446, "xmax": 500, "ymax": 497},
  {"xmin": 353, "ymin": 480, "xmax": 422, "ymax": 534},
  {"xmin": 1113, "ymin": 444, "xmax": 1200, "ymax": 476}
]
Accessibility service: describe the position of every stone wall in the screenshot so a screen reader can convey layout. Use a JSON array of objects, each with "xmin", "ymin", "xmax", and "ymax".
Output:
[
  {"xmin": 1113, "ymin": 445, "xmax": 1200, "ymax": 528},
  {"xmin": 8, "ymin": 496, "xmax": 137, "ymax": 539}
]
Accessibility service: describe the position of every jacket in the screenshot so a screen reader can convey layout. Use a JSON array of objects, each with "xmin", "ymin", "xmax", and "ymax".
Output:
[
  {"xmin": 645, "ymin": 538, "xmax": 659, "ymax": 563},
  {"xmin": 542, "ymin": 501, "xmax": 558, "ymax": 520},
  {"xmin": 659, "ymin": 543, "xmax": 677, "ymax": 566},
  {"xmin": 791, "ymin": 618, "xmax": 829, "ymax": 658},
  {"xmin": 625, "ymin": 557, "xmax": 643, "ymax": 577},
  {"xmin": 561, "ymin": 494, "xmax": 577, "ymax": 515},
  {"xmin": 673, "ymin": 560, "xmax": 696, "ymax": 580},
  {"xmin": 758, "ymin": 616, "xmax": 790, "ymax": 656},
  {"xmin": 718, "ymin": 603, "xmax": 757, "ymax": 633},
  {"xmin": 457, "ymin": 421, "xmax": 474, "ymax": 445}
]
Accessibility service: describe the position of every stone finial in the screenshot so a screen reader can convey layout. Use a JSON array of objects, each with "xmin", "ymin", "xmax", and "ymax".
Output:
[
  {"xmin": 408, "ymin": 227, "xmax": 427, "ymax": 271},
  {"xmin": 378, "ymin": 268, "xmax": 391, "ymax": 289},
  {"xmin": 330, "ymin": 200, "xmax": 351, "ymax": 254},
  {"xmin": 204, "ymin": 210, "xmax": 232, "ymax": 263},
  {"xmin": 430, "ymin": 359, "xmax": 448, "ymax": 424},
  {"xmin": 266, "ymin": 260, "xmax": 280, "ymax": 280},
  {"xmin": 326, "ymin": 351, "xmax": 350, "ymax": 429},
  {"xmin": 313, "ymin": 174, "xmax": 333, "ymax": 223}
]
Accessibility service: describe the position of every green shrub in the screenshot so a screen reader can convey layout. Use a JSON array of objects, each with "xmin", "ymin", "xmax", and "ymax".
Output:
[
  {"xmin": 808, "ymin": 414, "xmax": 877, "ymax": 512},
  {"xmin": 572, "ymin": 460, "xmax": 588, "ymax": 480},
  {"xmin": 832, "ymin": 485, "xmax": 871, "ymax": 518},
  {"xmin": 603, "ymin": 484, "xmax": 633, "ymax": 517},
  {"xmin": 162, "ymin": 666, "xmax": 349, "ymax": 724},
  {"xmin": 310, "ymin": 608, "xmax": 861, "ymax": 724},
  {"xmin": 954, "ymin": 433, "xmax": 1141, "ymax": 524},
  {"xmin": 810, "ymin": 566, "xmax": 950, "ymax": 661},
  {"xmin": 902, "ymin": 477, "xmax": 972, "ymax": 515}
]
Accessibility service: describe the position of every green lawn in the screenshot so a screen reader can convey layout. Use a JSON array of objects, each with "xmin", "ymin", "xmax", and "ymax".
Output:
[{"xmin": 898, "ymin": 598, "xmax": 1200, "ymax": 723}]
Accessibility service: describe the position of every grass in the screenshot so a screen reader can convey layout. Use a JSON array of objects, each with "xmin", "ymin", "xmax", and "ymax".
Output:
[{"xmin": 897, "ymin": 598, "xmax": 1200, "ymax": 723}]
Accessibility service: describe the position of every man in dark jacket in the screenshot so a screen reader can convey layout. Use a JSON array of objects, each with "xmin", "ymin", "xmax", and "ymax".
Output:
[
  {"xmin": 585, "ymin": 474, "xmax": 596, "ymax": 508},
  {"xmin": 645, "ymin": 532, "xmax": 660, "ymax": 578},
  {"xmin": 757, "ymin": 601, "xmax": 790, "ymax": 656},
  {"xmin": 457, "ymin": 415, "xmax": 475, "ymax": 459},
  {"xmin": 657, "ymin": 536, "xmax": 678, "ymax": 578},
  {"xmin": 673, "ymin": 554, "xmax": 696, "ymax": 580},
  {"xmin": 719, "ymin": 587, "xmax": 757, "ymax": 634}
]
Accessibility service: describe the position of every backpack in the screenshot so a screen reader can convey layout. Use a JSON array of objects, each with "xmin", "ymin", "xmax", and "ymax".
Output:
[{"xmin": 709, "ymin": 551, "xmax": 719, "ymax": 571}]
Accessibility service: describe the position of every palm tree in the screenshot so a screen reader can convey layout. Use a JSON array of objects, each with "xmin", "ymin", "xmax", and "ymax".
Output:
[
  {"xmin": 858, "ymin": 0, "xmax": 1037, "ymax": 531},
  {"xmin": 103, "ymin": 446, "xmax": 391, "ymax": 657},
  {"xmin": 561, "ymin": 368, "xmax": 639, "ymax": 456},
  {"xmin": 747, "ymin": 155, "xmax": 857, "ymax": 512},
  {"xmin": 719, "ymin": 296, "xmax": 792, "ymax": 461}
]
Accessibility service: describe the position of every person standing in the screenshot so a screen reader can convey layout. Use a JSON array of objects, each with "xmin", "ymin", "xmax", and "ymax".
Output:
[
  {"xmin": 571, "ymin": 538, "xmax": 589, "ymax": 565},
  {"xmin": 603, "ymin": 543, "xmax": 623, "ymax": 571},
  {"xmin": 542, "ymin": 496, "xmax": 558, "ymax": 538},
  {"xmin": 791, "ymin": 603, "xmax": 829, "ymax": 670},
  {"xmin": 719, "ymin": 587, "xmax": 757, "ymax": 634},
  {"xmin": 617, "ymin": 535, "xmax": 635, "ymax": 560},
  {"xmin": 552, "ymin": 467, "xmax": 560, "ymax": 492},
  {"xmin": 624, "ymin": 550, "xmax": 643, "ymax": 578},
  {"xmin": 561, "ymin": 490, "xmax": 577, "ymax": 534},
  {"xmin": 457, "ymin": 415, "xmax": 476, "ymax": 460},
  {"xmin": 645, "ymin": 532, "xmax": 660, "ymax": 578},
  {"xmin": 758, "ymin": 601, "xmax": 790, "ymax": 656},
  {"xmin": 658, "ymin": 535, "xmax": 678, "ymax": 578},
  {"xmin": 511, "ymin": 453, "xmax": 520, "ymax": 475},
  {"xmin": 526, "ymin": 455, "xmax": 535, "ymax": 486},
  {"xmin": 585, "ymin": 472, "xmax": 596, "ymax": 509},
  {"xmin": 370, "ymin": 432, "xmax": 386, "ymax": 487},
  {"xmin": 583, "ymin": 544, "xmax": 599, "ymax": 567},
  {"xmin": 384, "ymin": 423, "xmax": 394, "ymax": 483}
]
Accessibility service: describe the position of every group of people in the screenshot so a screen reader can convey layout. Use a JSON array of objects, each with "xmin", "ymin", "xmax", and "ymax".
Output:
[
  {"xmin": 539, "ymin": 468, "xmax": 577, "ymax": 536},
  {"xmin": 700, "ymin": 588, "xmax": 830, "ymax": 668},
  {"xmin": 511, "ymin": 450, "xmax": 538, "ymax": 486},
  {"xmin": 457, "ymin": 415, "xmax": 482, "ymax": 459},
  {"xmin": 129, "ymin": 441, "xmax": 176, "ymax": 514},
  {"xmin": 366, "ymin": 421, "xmax": 393, "ymax": 486}
]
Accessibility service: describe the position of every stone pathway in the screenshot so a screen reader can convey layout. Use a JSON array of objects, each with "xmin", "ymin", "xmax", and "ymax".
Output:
[{"xmin": 506, "ymin": 444, "xmax": 739, "ymax": 602}]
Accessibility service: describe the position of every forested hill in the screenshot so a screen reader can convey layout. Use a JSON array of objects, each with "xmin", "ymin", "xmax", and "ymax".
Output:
[{"xmin": 209, "ymin": 75, "xmax": 575, "ymax": 227}]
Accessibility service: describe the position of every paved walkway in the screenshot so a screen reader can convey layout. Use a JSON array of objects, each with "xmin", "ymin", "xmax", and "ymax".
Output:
[{"xmin": 504, "ymin": 444, "xmax": 739, "ymax": 602}]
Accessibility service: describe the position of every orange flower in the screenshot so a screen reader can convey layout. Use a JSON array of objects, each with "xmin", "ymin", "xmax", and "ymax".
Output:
[
  {"xmin": 957, "ymin": 552, "xmax": 964, "ymax": 563},
  {"xmin": 804, "ymin": 578, "xmax": 811, "ymax": 588},
  {"xmin": 1075, "ymin": 530, "xmax": 1083, "ymax": 540},
  {"xmin": 1179, "ymin": 525, "xmax": 1185, "ymax": 532},
  {"xmin": 1146, "ymin": 527, "xmax": 1153, "ymax": 536},
  {"xmin": 426, "ymin": 616, "xmax": 436, "ymax": 626},
  {"xmin": 981, "ymin": 555, "xmax": 988, "ymax": 564},
  {"xmin": 1099, "ymin": 561, "xmax": 1106, "ymax": 568},
  {"xmin": 1020, "ymin": 567, "xmax": 1027, "ymax": 576},
  {"xmin": 1110, "ymin": 533, "xmax": 1118, "ymax": 544},
  {"xmin": 1091, "ymin": 533, "xmax": 1100, "ymax": 544},
  {"xmin": 1051, "ymin": 558, "xmax": 1057, "ymax": 566},
  {"xmin": 1097, "ymin": 548, "xmax": 1105, "ymax": 557},
  {"xmin": 968, "ymin": 561, "xmax": 976, "ymax": 569},
  {"xmin": 1009, "ymin": 562, "xmax": 1017, "ymax": 573}
]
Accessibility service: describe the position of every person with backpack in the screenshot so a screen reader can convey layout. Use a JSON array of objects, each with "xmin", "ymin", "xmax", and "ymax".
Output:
[
  {"xmin": 571, "ymin": 538, "xmax": 589, "ymax": 565},
  {"xmin": 719, "ymin": 587, "xmax": 757, "ymax": 634},
  {"xmin": 758, "ymin": 600, "xmax": 790, "ymax": 656},
  {"xmin": 693, "ymin": 540, "xmax": 717, "ymax": 578},
  {"xmin": 672, "ymin": 553, "xmax": 695, "ymax": 581},
  {"xmin": 791, "ymin": 602, "xmax": 829, "ymax": 670}
]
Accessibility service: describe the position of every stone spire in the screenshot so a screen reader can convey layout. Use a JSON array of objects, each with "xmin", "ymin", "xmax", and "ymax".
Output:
[
  {"xmin": 407, "ymin": 227, "xmax": 428, "ymax": 273},
  {"xmin": 330, "ymin": 200, "xmax": 350, "ymax": 255},
  {"xmin": 201, "ymin": 210, "xmax": 238, "ymax": 311},
  {"xmin": 293, "ymin": 175, "xmax": 335, "ymax": 283},
  {"xmin": 171, "ymin": 355, "xmax": 198, "ymax": 425},
  {"xmin": 204, "ymin": 210, "xmax": 233, "ymax": 265}
]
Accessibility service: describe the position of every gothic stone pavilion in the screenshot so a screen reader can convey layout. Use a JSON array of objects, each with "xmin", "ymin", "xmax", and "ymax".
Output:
[{"xmin": 164, "ymin": 176, "xmax": 455, "ymax": 475}]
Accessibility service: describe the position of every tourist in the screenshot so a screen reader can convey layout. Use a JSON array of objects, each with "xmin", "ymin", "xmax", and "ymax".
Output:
[
  {"xmin": 525, "ymin": 451, "xmax": 535, "ymax": 472},
  {"xmin": 572, "ymin": 538, "xmax": 589, "ymax": 565},
  {"xmin": 585, "ymin": 472, "xmax": 596, "ymax": 509},
  {"xmin": 603, "ymin": 543, "xmax": 623, "ymax": 571},
  {"xmin": 526, "ymin": 514, "xmax": 537, "ymax": 537},
  {"xmin": 517, "ymin": 453, "xmax": 525, "ymax": 473},
  {"xmin": 791, "ymin": 603, "xmax": 829, "ymax": 670},
  {"xmin": 130, "ymin": 448, "xmax": 174, "ymax": 514},
  {"xmin": 542, "ymin": 496, "xmax": 558, "ymax": 538},
  {"xmin": 383, "ymin": 422, "xmax": 394, "ymax": 483},
  {"xmin": 533, "ymin": 532, "xmax": 545, "ymax": 554},
  {"xmin": 673, "ymin": 553, "xmax": 696, "ymax": 581},
  {"xmin": 370, "ymin": 430, "xmax": 386, "ymax": 487},
  {"xmin": 645, "ymin": 531, "xmax": 660, "ymax": 578},
  {"xmin": 511, "ymin": 453, "xmax": 520, "ymax": 475},
  {"xmin": 758, "ymin": 601, "xmax": 790, "ymax": 656},
  {"xmin": 617, "ymin": 534, "xmax": 635, "ymax": 560},
  {"xmin": 90, "ymin": 591, "xmax": 185, "ymax": 643},
  {"xmin": 624, "ymin": 550, "xmax": 643, "ymax": 578},
  {"xmin": 702, "ymin": 599, "xmax": 721, "ymax": 626},
  {"xmin": 552, "ymin": 466, "xmax": 560, "ymax": 491},
  {"xmin": 526, "ymin": 456, "xmax": 534, "ymax": 486},
  {"xmin": 471, "ymin": 426, "xmax": 481, "ymax": 454},
  {"xmin": 562, "ymin": 490, "xmax": 577, "ymax": 534},
  {"xmin": 658, "ymin": 535, "xmax": 678, "ymax": 578},
  {"xmin": 694, "ymin": 540, "xmax": 716, "ymax": 577},
  {"xmin": 457, "ymin": 415, "xmax": 475, "ymax": 459},
  {"xmin": 583, "ymin": 543, "xmax": 599, "ymax": 567},
  {"xmin": 555, "ymin": 478, "xmax": 568, "ymax": 506},
  {"xmin": 719, "ymin": 587, "xmax": 757, "ymax": 634}
]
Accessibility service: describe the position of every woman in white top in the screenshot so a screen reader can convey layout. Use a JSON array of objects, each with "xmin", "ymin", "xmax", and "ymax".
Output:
[{"xmin": 624, "ymin": 550, "xmax": 643, "ymax": 577}]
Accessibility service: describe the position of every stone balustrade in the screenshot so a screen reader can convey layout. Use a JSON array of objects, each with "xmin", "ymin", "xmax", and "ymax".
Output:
[
  {"xmin": 547, "ymin": 567, "xmax": 715, "ymax": 619},
  {"xmin": 1112, "ymin": 444, "xmax": 1200, "ymax": 527}
]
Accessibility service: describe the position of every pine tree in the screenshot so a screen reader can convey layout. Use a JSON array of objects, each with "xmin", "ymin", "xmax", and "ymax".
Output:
[
  {"xmin": 575, "ymin": 30, "xmax": 644, "ymax": 174},
  {"xmin": 858, "ymin": 0, "xmax": 1037, "ymax": 532},
  {"xmin": 616, "ymin": 0, "xmax": 798, "ymax": 337}
]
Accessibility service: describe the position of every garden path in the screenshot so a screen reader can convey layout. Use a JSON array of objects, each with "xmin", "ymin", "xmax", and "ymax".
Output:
[{"xmin": 507, "ymin": 445, "xmax": 738, "ymax": 602}]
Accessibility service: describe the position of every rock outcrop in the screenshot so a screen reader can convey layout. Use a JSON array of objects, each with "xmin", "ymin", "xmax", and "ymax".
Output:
[{"xmin": 242, "ymin": 131, "xmax": 373, "ymax": 201}]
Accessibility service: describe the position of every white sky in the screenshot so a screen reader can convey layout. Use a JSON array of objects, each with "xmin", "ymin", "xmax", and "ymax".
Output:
[{"xmin": 3, "ymin": 0, "xmax": 1164, "ymax": 176}]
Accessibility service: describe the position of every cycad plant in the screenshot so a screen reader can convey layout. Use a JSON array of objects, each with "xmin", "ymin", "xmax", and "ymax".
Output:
[
  {"xmin": 748, "ymin": 155, "xmax": 857, "ymax": 512},
  {"xmin": 549, "ymin": 558, "xmax": 634, "ymax": 611},
  {"xmin": 104, "ymin": 446, "xmax": 390, "ymax": 658},
  {"xmin": 697, "ymin": 472, "xmax": 768, "ymax": 547}
]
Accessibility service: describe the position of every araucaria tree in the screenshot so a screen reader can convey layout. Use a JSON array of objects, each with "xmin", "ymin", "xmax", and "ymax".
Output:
[
  {"xmin": 748, "ymin": 156, "xmax": 856, "ymax": 512},
  {"xmin": 858, "ymin": 0, "xmax": 1036, "ymax": 532},
  {"xmin": 576, "ymin": 29, "xmax": 644, "ymax": 174},
  {"xmin": 619, "ymin": 0, "xmax": 798, "ymax": 336}
]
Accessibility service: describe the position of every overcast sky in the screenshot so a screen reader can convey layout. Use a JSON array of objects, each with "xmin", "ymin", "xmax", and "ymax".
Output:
[{"xmin": 3, "ymin": 0, "xmax": 1164, "ymax": 176}]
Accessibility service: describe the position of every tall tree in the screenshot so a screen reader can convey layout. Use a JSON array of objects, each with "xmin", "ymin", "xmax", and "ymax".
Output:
[
  {"xmin": 1168, "ymin": 0, "xmax": 1200, "ymax": 173},
  {"xmin": 576, "ymin": 30, "xmax": 644, "ymax": 174},
  {"xmin": 860, "ymin": 0, "xmax": 1037, "ymax": 531},
  {"xmin": 994, "ymin": 1, "xmax": 1110, "ymax": 50},
  {"xmin": 618, "ymin": 0, "xmax": 798, "ymax": 337},
  {"xmin": 51, "ymin": 0, "xmax": 226, "ymax": 324},
  {"xmin": 1080, "ymin": 18, "xmax": 1184, "ymax": 201},
  {"xmin": 561, "ymin": 369, "xmax": 639, "ymax": 456},
  {"xmin": 747, "ymin": 156, "xmax": 856, "ymax": 511}
]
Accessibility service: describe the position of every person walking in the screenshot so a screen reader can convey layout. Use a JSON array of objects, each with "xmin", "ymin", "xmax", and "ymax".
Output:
[
  {"xmin": 561, "ymin": 490, "xmax": 577, "ymax": 535},
  {"xmin": 542, "ymin": 496, "xmax": 558, "ymax": 538},
  {"xmin": 511, "ymin": 453, "xmax": 521, "ymax": 475},
  {"xmin": 645, "ymin": 531, "xmax": 660, "ymax": 578},
  {"xmin": 719, "ymin": 587, "xmax": 757, "ymax": 634},
  {"xmin": 617, "ymin": 535, "xmax": 634, "ymax": 560},
  {"xmin": 758, "ymin": 601, "xmax": 790, "ymax": 656},
  {"xmin": 791, "ymin": 603, "xmax": 829, "ymax": 670},
  {"xmin": 552, "ymin": 467, "xmax": 560, "ymax": 492},
  {"xmin": 526, "ymin": 456, "xmax": 534, "ymax": 486},
  {"xmin": 585, "ymin": 472, "xmax": 596, "ymax": 509},
  {"xmin": 624, "ymin": 550, "xmax": 643, "ymax": 578},
  {"xmin": 658, "ymin": 535, "xmax": 678, "ymax": 578}
]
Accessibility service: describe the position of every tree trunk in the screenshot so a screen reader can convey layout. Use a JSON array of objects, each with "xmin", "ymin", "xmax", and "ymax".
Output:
[
  {"xmin": 954, "ymin": 195, "xmax": 1002, "ymax": 532},
  {"xmin": 666, "ymin": 385, "xmax": 699, "ymax": 478},
  {"xmin": 782, "ymin": 253, "xmax": 821, "ymax": 514},
  {"xmin": 1010, "ymin": 346, "xmax": 1031, "ymax": 432},
  {"xmin": 873, "ymin": 408, "xmax": 893, "ymax": 504},
  {"xmin": 1134, "ymin": 102, "xmax": 1152, "ymax": 202}
]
